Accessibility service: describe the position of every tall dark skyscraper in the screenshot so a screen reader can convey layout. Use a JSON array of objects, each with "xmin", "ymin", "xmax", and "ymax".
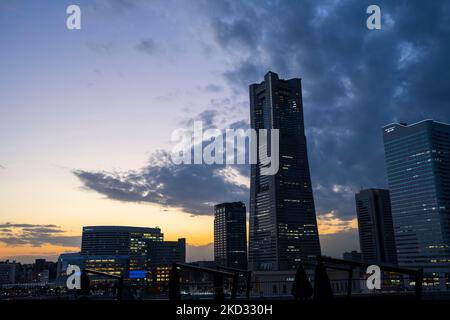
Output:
[
  {"xmin": 355, "ymin": 189, "xmax": 397, "ymax": 265},
  {"xmin": 214, "ymin": 202, "xmax": 248, "ymax": 270},
  {"xmin": 383, "ymin": 120, "xmax": 450, "ymax": 277},
  {"xmin": 248, "ymin": 71, "xmax": 321, "ymax": 271}
]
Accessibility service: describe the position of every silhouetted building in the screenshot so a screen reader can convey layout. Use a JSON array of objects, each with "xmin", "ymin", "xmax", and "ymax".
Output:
[
  {"xmin": 355, "ymin": 189, "xmax": 397, "ymax": 264},
  {"xmin": 249, "ymin": 71, "xmax": 321, "ymax": 271},
  {"xmin": 34, "ymin": 259, "xmax": 46, "ymax": 273},
  {"xmin": 383, "ymin": 120, "xmax": 450, "ymax": 276},
  {"xmin": 343, "ymin": 251, "xmax": 362, "ymax": 262},
  {"xmin": 0, "ymin": 260, "xmax": 18, "ymax": 284},
  {"xmin": 15, "ymin": 263, "xmax": 35, "ymax": 283},
  {"xmin": 214, "ymin": 202, "xmax": 248, "ymax": 270},
  {"xmin": 149, "ymin": 238, "xmax": 186, "ymax": 267}
]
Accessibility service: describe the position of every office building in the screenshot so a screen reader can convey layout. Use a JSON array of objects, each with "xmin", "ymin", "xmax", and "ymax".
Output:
[
  {"xmin": 383, "ymin": 120, "xmax": 450, "ymax": 277},
  {"xmin": 81, "ymin": 226, "xmax": 163, "ymax": 277},
  {"xmin": 214, "ymin": 202, "xmax": 248, "ymax": 270},
  {"xmin": 56, "ymin": 253, "xmax": 84, "ymax": 279},
  {"xmin": 249, "ymin": 71, "xmax": 321, "ymax": 271},
  {"xmin": 81, "ymin": 226, "xmax": 163, "ymax": 256},
  {"xmin": 355, "ymin": 189, "xmax": 397, "ymax": 264},
  {"xmin": 148, "ymin": 238, "xmax": 186, "ymax": 282},
  {"xmin": 81, "ymin": 226, "xmax": 185, "ymax": 281}
]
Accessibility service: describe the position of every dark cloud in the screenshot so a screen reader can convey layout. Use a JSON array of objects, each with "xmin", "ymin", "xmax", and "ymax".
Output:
[
  {"xmin": 74, "ymin": 152, "xmax": 248, "ymax": 216},
  {"xmin": 212, "ymin": 18, "xmax": 258, "ymax": 51},
  {"xmin": 202, "ymin": 84, "xmax": 222, "ymax": 93},
  {"xmin": 136, "ymin": 38, "xmax": 159, "ymax": 55},
  {"xmin": 0, "ymin": 223, "xmax": 80, "ymax": 248},
  {"xmin": 74, "ymin": 108, "xmax": 251, "ymax": 216},
  {"xmin": 223, "ymin": 60, "xmax": 261, "ymax": 93},
  {"xmin": 183, "ymin": 109, "xmax": 222, "ymax": 130},
  {"xmin": 199, "ymin": 0, "xmax": 450, "ymax": 221}
]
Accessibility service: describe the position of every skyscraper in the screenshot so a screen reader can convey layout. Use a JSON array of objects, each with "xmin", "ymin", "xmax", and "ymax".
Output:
[
  {"xmin": 214, "ymin": 202, "xmax": 248, "ymax": 270},
  {"xmin": 355, "ymin": 188, "xmax": 397, "ymax": 264},
  {"xmin": 383, "ymin": 120, "xmax": 450, "ymax": 277},
  {"xmin": 249, "ymin": 71, "xmax": 321, "ymax": 271}
]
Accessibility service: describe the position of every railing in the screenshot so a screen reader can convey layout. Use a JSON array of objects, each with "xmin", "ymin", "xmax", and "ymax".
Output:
[{"xmin": 317, "ymin": 256, "xmax": 424, "ymax": 300}]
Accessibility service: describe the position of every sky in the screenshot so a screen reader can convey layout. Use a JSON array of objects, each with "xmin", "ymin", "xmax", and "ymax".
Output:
[{"xmin": 1, "ymin": 0, "xmax": 450, "ymax": 263}]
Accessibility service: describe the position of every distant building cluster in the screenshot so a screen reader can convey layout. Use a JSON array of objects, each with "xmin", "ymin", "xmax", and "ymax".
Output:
[{"xmin": 0, "ymin": 259, "xmax": 57, "ymax": 285}]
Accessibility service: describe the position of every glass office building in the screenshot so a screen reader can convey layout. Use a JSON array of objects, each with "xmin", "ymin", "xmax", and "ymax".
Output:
[
  {"xmin": 249, "ymin": 71, "xmax": 321, "ymax": 271},
  {"xmin": 383, "ymin": 120, "xmax": 450, "ymax": 278},
  {"xmin": 355, "ymin": 188, "xmax": 397, "ymax": 265}
]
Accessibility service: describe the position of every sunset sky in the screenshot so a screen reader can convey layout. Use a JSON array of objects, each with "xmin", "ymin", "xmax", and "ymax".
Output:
[{"xmin": 2, "ymin": 0, "xmax": 450, "ymax": 263}]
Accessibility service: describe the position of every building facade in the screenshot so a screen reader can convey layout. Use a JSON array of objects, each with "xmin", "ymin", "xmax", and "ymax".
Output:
[
  {"xmin": 214, "ymin": 202, "xmax": 248, "ymax": 270},
  {"xmin": 355, "ymin": 189, "xmax": 397, "ymax": 264},
  {"xmin": 0, "ymin": 260, "xmax": 18, "ymax": 284},
  {"xmin": 148, "ymin": 238, "xmax": 186, "ymax": 282},
  {"xmin": 383, "ymin": 120, "xmax": 450, "ymax": 277},
  {"xmin": 249, "ymin": 71, "xmax": 321, "ymax": 271}
]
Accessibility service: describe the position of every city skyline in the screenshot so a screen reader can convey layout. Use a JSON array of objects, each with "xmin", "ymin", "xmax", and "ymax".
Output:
[{"xmin": 2, "ymin": 1, "xmax": 450, "ymax": 265}]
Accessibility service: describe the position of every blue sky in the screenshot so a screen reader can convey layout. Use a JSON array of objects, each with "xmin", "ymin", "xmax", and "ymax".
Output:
[{"xmin": 1, "ymin": 0, "xmax": 450, "ymax": 262}]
